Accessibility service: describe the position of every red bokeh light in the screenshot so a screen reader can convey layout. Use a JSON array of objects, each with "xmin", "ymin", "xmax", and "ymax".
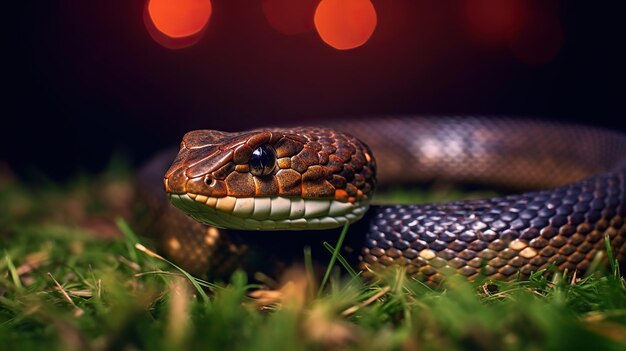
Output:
[
  {"xmin": 262, "ymin": 0, "xmax": 318, "ymax": 36},
  {"xmin": 314, "ymin": 0, "xmax": 377, "ymax": 50},
  {"xmin": 510, "ymin": 11, "xmax": 563, "ymax": 65},
  {"xmin": 463, "ymin": 0, "xmax": 526, "ymax": 44}
]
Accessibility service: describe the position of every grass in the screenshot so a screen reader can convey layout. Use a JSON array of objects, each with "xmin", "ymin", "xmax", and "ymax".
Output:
[{"xmin": 1, "ymin": 166, "xmax": 626, "ymax": 351}]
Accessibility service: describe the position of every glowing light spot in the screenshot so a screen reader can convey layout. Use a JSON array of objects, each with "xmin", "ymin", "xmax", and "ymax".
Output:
[
  {"xmin": 144, "ymin": 0, "xmax": 211, "ymax": 49},
  {"xmin": 148, "ymin": 0, "xmax": 211, "ymax": 38},
  {"xmin": 314, "ymin": 0, "xmax": 377, "ymax": 50},
  {"xmin": 509, "ymin": 12, "xmax": 563, "ymax": 65},
  {"xmin": 262, "ymin": 0, "xmax": 318, "ymax": 35},
  {"xmin": 464, "ymin": 0, "xmax": 526, "ymax": 44}
]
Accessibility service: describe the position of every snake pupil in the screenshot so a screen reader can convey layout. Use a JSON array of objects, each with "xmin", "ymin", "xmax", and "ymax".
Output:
[{"xmin": 250, "ymin": 145, "xmax": 276, "ymax": 177}]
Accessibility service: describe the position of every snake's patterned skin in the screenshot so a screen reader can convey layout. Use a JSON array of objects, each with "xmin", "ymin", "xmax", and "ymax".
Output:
[
  {"xmin": 324, "ymin": 117, "xmax": 626, "ymax": 284},
  {"xmin": 164, "ymin": 127, "xmax": 375, "ymax": 204},
  {"xmin": 140, "ymin": 117, "xmax": 626, "ymax": 283},
  {"xmin": 362, "ymin": 174, "xmax": 626, "ymax": 284}
]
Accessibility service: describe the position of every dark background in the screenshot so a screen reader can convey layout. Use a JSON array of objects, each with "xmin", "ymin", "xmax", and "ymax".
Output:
[{"xmin": 3, "ymin": 0, "xmax": 624, "ymax": 180}]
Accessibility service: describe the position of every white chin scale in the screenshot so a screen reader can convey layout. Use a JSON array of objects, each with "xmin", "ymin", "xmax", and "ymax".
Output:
[{"xmin": 169, "ymin": 193, "xmax": 369, "ymax": 230}]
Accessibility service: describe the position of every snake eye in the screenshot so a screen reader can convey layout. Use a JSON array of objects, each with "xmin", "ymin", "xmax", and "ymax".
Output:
[{"xmin": 250, "ymin": 145, "xmax": 277, "ymax": 177}]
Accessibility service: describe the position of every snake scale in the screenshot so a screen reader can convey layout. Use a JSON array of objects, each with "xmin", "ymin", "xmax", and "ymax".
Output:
[{"xmin": 138, "ymin": 116, "xmax": 626, "ymax": 285}]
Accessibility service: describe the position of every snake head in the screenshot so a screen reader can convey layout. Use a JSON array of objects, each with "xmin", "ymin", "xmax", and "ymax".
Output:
[{"xmin": 164, "ymin": 127, "xmax": 376, "ymax": 230}]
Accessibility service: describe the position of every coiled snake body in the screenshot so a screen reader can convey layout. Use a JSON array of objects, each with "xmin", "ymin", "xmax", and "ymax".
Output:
[{"xmin": 141, "ymin": 117, "xmax": 626, "ymax": 284}]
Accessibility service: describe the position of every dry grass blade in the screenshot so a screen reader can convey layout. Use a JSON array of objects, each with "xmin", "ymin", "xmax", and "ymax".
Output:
[
  {"xmin": 48, "ymin": 272, "xmax": 84, "ymax": 317},
  {"xmin": 118, "ymin": 255, "xmax": 141, "ymax": 271},
  {"xmin": 342, "ymin": 286, "xmax": 391, "ymax": 317},
  {"xmin": 166, "ymin": 277, "xmax": 191, "ymax": 345},
  {"xmin": 249, "ymin": 267, "xmax": 311, "ymax": 310},
  {"xmin": 249, "ymin": 289, "xmax": 285, "ymax": 309},
  {"xmin": 68, "ymin": 290, "xmax": 93, "ymax": 298},
  {"xmin": 16, "ymin": 250, "xmax": 49, "ymax": 275},
  {"xmin": 134, "ymin": 243, "xmax": 165, "ymax": 260}
]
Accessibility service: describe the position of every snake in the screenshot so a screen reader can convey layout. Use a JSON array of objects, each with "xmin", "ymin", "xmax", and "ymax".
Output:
[{"xmin": 139, "ymin": 116, "xmax": 626, "ymax": 285}]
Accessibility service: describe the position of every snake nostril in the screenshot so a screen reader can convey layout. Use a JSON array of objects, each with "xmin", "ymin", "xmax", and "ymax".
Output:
[{"xmin": 204, "ymin": 176, "xmax": 216, "ymax": 187}]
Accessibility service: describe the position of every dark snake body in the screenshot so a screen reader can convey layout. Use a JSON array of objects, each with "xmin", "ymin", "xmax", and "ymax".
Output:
[{"xmin": 139, "ymin": 117, "xmax": 626, "ymax": 284}]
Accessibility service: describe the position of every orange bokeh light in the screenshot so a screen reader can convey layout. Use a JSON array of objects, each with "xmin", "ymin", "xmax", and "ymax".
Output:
[
  {"xmin": 262, "ymin": 0, "xmax": 318, "ymax": 36},
  {"xmin": 147, "ymin": 0, "xmax": 212, "ymax": 38},
  {"xmin": 314, "ymin": 0, "xmax": 377, "ymax": 50}
]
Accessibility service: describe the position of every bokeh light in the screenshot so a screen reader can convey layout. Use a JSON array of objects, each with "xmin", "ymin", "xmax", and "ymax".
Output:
[
  {"xmin": 463, "ymin": 0, "xmax": 526, "ymax": 44},
  {"xmin": 262, "ymin": 0, "xmax": 318, "ymax": 35},
  {"xmin": 144, "ymin": 0, "xmax": 211, "ymax": 49},
  {"xmin": 314, "ymin": 0, "xmax": 377, "ymax": 50},
  {"xmin": 464, "ymin": 0, "xmax": 563, "ymax": 65},
  {"xmin": 510, "ymin": 11, "xmax": 563, "ymax": 65},
  {"xmin": 148, "ymin": 0, "xmax": 212, "ymax": 38}
]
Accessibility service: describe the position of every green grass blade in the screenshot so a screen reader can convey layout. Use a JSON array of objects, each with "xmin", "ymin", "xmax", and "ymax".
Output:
[
  {"xmin": 318, "ymin": 223, "xmax": 349, "ymax": 294},
  {"xmin": 135, "ymin": 243, "xmax": 212, "ymax": 304},
  {"xmin": 322, "ymin": 242, "xmax": 359, "ymax": 278},
  {"xmin": 115, "ymin": 217, "xmax": 140, "ymax": 263},
  {"xmin": 4, "ymin": 251, "xmax": 22, "ymax": 291},
  {"xmin": 604, "ymin": 234, "xmax": 617, "ymax": 276}
]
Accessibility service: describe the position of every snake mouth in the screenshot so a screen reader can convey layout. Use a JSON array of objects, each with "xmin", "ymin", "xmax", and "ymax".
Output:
[{"xmin": 168, "ymin": 193, "xmax": 369, "ymax": 230}]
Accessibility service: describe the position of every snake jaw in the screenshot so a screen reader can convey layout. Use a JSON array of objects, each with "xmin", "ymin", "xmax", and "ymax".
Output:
[{"xmin": 168, "ymin": 193, "xmax": 369, "ymax": 230}]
